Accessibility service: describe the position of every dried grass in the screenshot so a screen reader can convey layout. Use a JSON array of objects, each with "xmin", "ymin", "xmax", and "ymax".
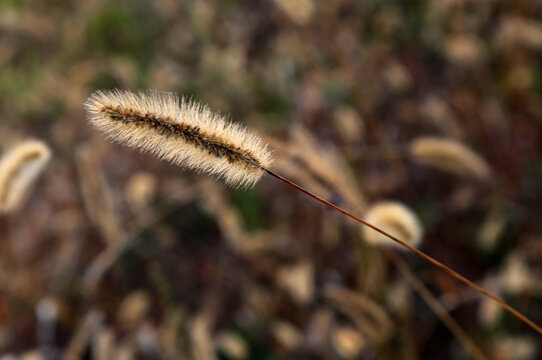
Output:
[{"xmin": 0, "ymin": 140, "xmax": 51, "ymax": 214}]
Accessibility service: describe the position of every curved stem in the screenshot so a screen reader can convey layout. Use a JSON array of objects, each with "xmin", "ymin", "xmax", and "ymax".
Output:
[{"xmin": 265, "ymin": 168, "xmax": 542, "ymax": 336}]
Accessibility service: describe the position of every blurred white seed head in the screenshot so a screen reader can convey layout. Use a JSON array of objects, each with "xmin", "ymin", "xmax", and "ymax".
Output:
[
  {"xmin": 477, "ymin": 209, "xmax": 506, "ymax": 251},
  {"xmin": 445, "ymin": 34, "xmax": 484, "ymax": 66},
  {"xmin": 330, "ymin": 325, "xmax": 366, "ymax": 360},
  {"xmin": 124, "ymin": 172, "xmax": 157, "ymax": 212},
  {"xmin": 492, "ymin": 336, "xmax": 538, "ymax": 360},
  {"xmin": 409, "ymin": 137, "xmax": 491, "ymax": 180},
  {"xmin": 114, "ymin": 344, "xmax": 135, "ymax": 360},
  {"xmin": 479, "ymin": 294, "xmax": 504, "ymax": 327},
  {"xmin": 419, "ymin": 96, "xmax": 463, "ymax": 138},
  {"xmin": 270, "ymin": 321, "xmax": 302, "ymax": 351},
  {"xmin": 215, "ymin": 331, "xmax": 248, "ymax": 359},
  {"xmin": 362, "ymin": 202, "xmax": 423, "ymax": 249},
  {"xmin": 273, "ymin": 0, "xmax": 314, "ymax": 25},
  {"xmin": 499, "ymin": 252, "xmax": 535, "ymax": 294},
  {"xmin": 276, "ymin": 260, "xmax": 314, "ymax": 305},
  {"xmin": 92, "ymin": 327, "xmax": 115, "ymax": 360},
  {"xmin": 0, "ymin": 140, "xmax": 51, "ymax": 214},
  {"xmin": 382, "ymin": 61, "xmax": 413, "ymax": 93},
  {"xmin": 36, "ymin": 298, "xmax": 58, "ymax": 324},
  {"xmin": 117, "ymin": 290, "xmax": 151, "ymax": 327},
  {"xmin": 85, "ymin": 89, "xmax": 273, "ymax": 188},
  {"xmin": 334, "ymin": 106, "xmax": 365, "ymax": 144},
  {"xmin": 19, "ymin": 351, "xmax": 44, "ymax": 360},
  {"xmin": 386, "ymin": 280, "xmax": 412, "ymax": 315},
  {"xmin": 495, "ymin": 16, "xmax": 542, "ymax": 51}
]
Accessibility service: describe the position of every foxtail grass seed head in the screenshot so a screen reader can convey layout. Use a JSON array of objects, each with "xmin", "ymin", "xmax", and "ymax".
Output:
[
  {"xmin": 0, "ymin": 140, "xmax": 51, "ymax": 214},
  {"xmin": 272, "ymin": 0, "xmax": 314, "ymax": 25},
  {"xmin": 409, "ymin": 137, "xmax": 491, "ymax": 180},
  {"xmin": 270, "ymin": 321, "xmax": 303, "ymax": 351},
  {"xmin": 276, "ymin": 260, "xmax": 314, "ymax": 305},
  {"xmin": 215, "ymin": 331, "xmax": 249, "ymax": 359},
  {"xmin": 330, "ymin": 326, "xmax": 366, "ymax": 360},
  {"xmin": 362, "ymin": 202, "xmax": 423, "ymax": 249},
  {"xmin": 124, "ymin": 172, "xmax": 157, "ymax": 212},
  {"xmin": 85, "ymin": 89, "xmax": 273, "ymax": 187}
]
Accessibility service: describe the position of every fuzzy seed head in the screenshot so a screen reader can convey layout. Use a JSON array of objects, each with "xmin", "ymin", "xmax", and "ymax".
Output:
[
  {"xmin": 409, "ymin": 137, "xmax": 491, "ymax": 180},
  {"xmin": 362, "ymin": 202, "xmax": 423, "ymax": 249},
  {"xmin": 84, "ymin": 89, "xmax": 273, "ymax": 187},
  {"xmin": 0, "ymin": 140, "xmax": 51, "ymax": 214}
]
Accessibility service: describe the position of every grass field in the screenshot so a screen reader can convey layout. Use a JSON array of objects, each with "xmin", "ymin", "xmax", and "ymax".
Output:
[{"xmin": 1, "ymin": 0, "xmax": 542, "ymax": 359}]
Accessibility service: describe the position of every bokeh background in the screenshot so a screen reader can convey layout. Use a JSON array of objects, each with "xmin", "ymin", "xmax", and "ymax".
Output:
[{"xmin": 1, "ymin": 0, "xmax": 542, "ymax": 359}]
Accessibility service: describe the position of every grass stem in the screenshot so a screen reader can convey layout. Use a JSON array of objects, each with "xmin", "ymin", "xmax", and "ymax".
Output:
[{"xmin": 265, "ymin": 168, "xmax": 542, "ymax": 336}]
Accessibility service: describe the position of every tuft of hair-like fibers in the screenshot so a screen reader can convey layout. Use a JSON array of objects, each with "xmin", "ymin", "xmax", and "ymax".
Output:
[
  {"xmin": 0, "ymin": 140, "xmax": 51, "ymax": 214},
  {"xmin": 362, "ymin": 202, "xmax": 423, "ymax": 249},
  {"xmin": 84, "ymin": 89, "xmax": 273, "ymax": 187},
  {"xmin": 409, "ymin": 137, "xmax": 491, "ymax": 180}
]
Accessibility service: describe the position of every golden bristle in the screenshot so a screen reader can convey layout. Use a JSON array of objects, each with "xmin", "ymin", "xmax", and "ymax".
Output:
[
  {"xmin": 0, "ymin": 140, "xmax": 51, "ymax": 214},
  {"xmin": 409, "ymin": 137, "xmax": 491, "ymax": 180},
  {"xmin": 362, "ymin": 202, "xmax": 423, "ymax": 249},
  {"xmin": 84, "ymin": 89, "xmax": 273, "ymax": 187}
]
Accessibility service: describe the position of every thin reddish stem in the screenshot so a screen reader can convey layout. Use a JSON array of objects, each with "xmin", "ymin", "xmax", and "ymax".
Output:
[{"xmin": 265, "ymin": 168, "xmax": 542, "ymax": 336}]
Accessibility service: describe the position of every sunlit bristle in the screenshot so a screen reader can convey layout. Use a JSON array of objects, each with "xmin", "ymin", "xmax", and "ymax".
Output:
[
  {"xmin": 84, "ymin": 89, "xmax": 273, "ymax": 188},
  {"xmin": 0, "ymin": 140, "xmax": 51, "ymax": 214}
]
